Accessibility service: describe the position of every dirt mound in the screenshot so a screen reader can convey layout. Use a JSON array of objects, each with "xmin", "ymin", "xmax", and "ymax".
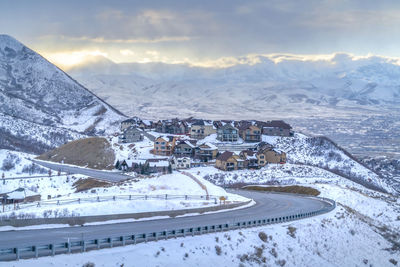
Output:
[
  {"xmin": 73, "ymin": 178, "xmax": 111, "ymax": 193},
  {"xmin": 37, "ymin": 137, "xmax": 115, "ymax": 170},
  {"xmin": 244, "ymin": 185, "xmax": 320, "ymax": 196}
]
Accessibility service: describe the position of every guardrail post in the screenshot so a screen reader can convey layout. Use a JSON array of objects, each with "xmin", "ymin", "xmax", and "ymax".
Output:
[
  {"xmin": 33, "ymin": 245, "xmax": 38, "ymax": 258},
  {"xmin": 133, "ymin": 235, "xmax": 136, "ymax": 244},
  {"xmin": 129, "ymin": 195, "xmax": 131, "ymax": 200},
  {"xmin": 164, "ymin": 230, "xmax": 168, "ymax": 240},
  {"xmin": 185, "ymin": 195, "xmax": 188, "ymax": 200},
  {"xmin": 165, "ymin": 194, "xmax": 168, "ymax": 200},
  {"xmin": 67, "ymin": 240, "xmax": 71, "ymax": 253},
  {"xmin": 15, "ymin": 248, "xmax": 19, "ymax": 260},
  {"xmin": 95, "ymin": 239, "xmax": 100, "ymax": 249},
  {"xmin": 51, "ymin": 244, "xmax": 56, "ymax": 256},
  {"xmin": 122, "ymin": 236, "xmax": 126, "ymax": 246},
  {"xmin": 144, "ymin": 234, "xmax": 147, "ymax": 243},
  {"xmin": 145, "ymin": 195, "xmax": 148, "ymax": 200},
  {"xmin": 109, "ymin": 238, "xmax": 113, "ymax": 248},
  {"xmin": 155, "ymin": 232, "xmax": 158, "ymax": 241}
]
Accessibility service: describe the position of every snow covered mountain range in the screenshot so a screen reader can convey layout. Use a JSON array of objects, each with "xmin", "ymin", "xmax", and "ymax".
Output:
[
  {"xmin": 0, "ymin": 35, "xmax": 125, "ymax": 154},
  {"xmin": 68, "ymin": 53, "xmax": 400, "ymax": 120}
]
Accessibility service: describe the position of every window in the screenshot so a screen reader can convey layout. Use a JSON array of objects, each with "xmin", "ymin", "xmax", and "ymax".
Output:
[
  {"xmin": 260, "ymin": 155, "xmax": 264, "ymax": 159},
  {"xmin": 260, "ymin": 161, "xmax": 264, "ymax": 164},
  {"xmin": 155, "ymin": 142, "xmax": 159, "ymax": 144}
]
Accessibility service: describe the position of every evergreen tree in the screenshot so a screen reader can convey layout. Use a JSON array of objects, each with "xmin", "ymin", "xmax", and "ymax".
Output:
[
  {"xmin": 168, "ymin": 164, "xmax": 172, "ymax": 174},
  {"xmin": 115, "ymin": 160, "xmax": 120, "ymax": 170}
]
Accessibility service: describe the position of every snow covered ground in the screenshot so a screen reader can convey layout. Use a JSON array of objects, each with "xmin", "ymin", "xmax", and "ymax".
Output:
[
  {"xmin": 0, "ymin": 171, "xmax": 248, "ymax": 220},
  {"xmin": 8, "ymin": 180, "xmax": 400, "ymax": 267}
]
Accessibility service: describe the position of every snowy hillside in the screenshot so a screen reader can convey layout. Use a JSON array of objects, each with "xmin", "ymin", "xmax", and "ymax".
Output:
[
  {"xmin": 261, "ymin": 133, "xmax": 394, "ymax": 194},
  {"xmin": 11, "ymin": 173, "xmax": 400, "ymax": 267},
  {"xmin": 0, "ymin": 35, "xmax": 125, "ymax": 154},
  {"xmin": 68, "ymin": 53, "xmax": 400, "ymax": 120}
]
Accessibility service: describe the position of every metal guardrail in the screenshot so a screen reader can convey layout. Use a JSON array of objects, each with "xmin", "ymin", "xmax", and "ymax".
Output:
[
  {"xmin": 0, "ymin": 197, "xmax": 336, "ymax": 261},
  {"xmin": 0, "ymin": 194, "xmax": 222, "ymax": 217}
]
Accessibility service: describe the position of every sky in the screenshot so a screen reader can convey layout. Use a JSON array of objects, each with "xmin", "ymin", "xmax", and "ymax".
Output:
[{"xmin": 1, "ymin": 0, "xmax": 400, "ymax": 69}]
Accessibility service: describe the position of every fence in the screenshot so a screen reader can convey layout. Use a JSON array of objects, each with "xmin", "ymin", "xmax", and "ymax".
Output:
[
  {"xmin": 0, "ymin": 194, "xmax": 223, "ymax": 216},
  {"xmin": 0, "ymin": 197, "xmax": 336, "ymax": 261}
]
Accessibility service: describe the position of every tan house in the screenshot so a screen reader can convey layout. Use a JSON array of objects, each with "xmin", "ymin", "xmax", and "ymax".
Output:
[
  {"xmin": 215, "ymin": 151, "xmax": 245, "ymax": 171},
  {"xmin": 238, "ymin": 125, "xmax": 261, "ymax": 142},
  {"xmin": 195, "ymin": 142, "xmax": 218, "ymax": 162},
  {"xmin": 190, "ymin": 121, "xmax": 216, "ymax": 139},
  {"xmin": 258, "ymin": 149, "xmax": 287, "ymax": 165},
  {"xmin": 153, "ymin": 136, "xmax": 176, "ymax": 156}
]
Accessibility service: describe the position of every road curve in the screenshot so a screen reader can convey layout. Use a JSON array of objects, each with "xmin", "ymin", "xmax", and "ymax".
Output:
[
  {"xmin": 0, "ymin": 190, "xmax": 333, "ymax": 250},
  {"xmin": 33, "ymin": 160, "xmax": 131, "ymax": 182}
]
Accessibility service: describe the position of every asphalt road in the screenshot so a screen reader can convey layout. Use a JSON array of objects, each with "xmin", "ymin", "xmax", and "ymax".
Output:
[
  {"xmin": 33, "ymin": 160, "xmax": 132, "ymax": 182},
  {"xmin": 0, "ymin": 190, "xmax": 332, "ymax": 250}
]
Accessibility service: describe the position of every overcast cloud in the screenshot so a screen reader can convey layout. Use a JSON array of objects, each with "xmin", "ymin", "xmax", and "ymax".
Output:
[{"xmin": 1, "ymin": 0, "xmax": 400, "ymax": 68}]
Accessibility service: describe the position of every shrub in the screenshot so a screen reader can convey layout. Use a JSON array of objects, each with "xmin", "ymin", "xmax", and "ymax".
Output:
[
  {"xmin": 215, "ymin": 245, "xmax": 222, "ymax": 255},
  {"xmin": 287, "ymin": 226, "xmax": 297, "ymax": 238},
  {"xmin": 258, "ymin": 232, "xmax": 268, "ymax": 242}
]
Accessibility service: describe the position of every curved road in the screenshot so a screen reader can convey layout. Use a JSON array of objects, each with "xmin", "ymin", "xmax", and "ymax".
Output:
[
  {"xmin": 0, "ymin": 190, "xmax": 332, "ymax": 250},
  {"xmin": 33, "ymin": 160, "xmax": 132, "ymax": 182}
]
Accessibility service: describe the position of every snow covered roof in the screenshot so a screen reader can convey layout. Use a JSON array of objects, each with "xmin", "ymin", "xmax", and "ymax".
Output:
[
  {"xmin": 2, "ymin": 188, "xmax": 39, "ymax": 200},
  {"xmin": 198, "ymin": 142, "xmax": 218, "ymax": 150}
]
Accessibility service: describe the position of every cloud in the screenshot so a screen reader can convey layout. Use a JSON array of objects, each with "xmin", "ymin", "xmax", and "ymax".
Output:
[{"xmin": 120, "ymin": 49, "xmax": 135, "ymax": 56}]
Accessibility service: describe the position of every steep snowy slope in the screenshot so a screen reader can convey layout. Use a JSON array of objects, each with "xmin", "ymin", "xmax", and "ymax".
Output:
[{"xmin": 0, "ymin": 35, "xmax": 125, "ymax": 154}]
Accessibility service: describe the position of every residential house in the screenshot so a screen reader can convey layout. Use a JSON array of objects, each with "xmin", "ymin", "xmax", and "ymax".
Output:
[
  {"xmin": 174, "ymin": 139, "xmax": 196, "ymax": 157},
  {"xmin": 120, "ymin": 118, "xmax": 138, "ymax": 131},
  {"xmin": 261, "ymin": 120, "xmax": 292, "ymax": 137},
  {"xmin": 190, "ymin": 120, "xmax": 216, "ymax": 139},
  {"xmin": 138, "ymin": 120, "xmax": 153, "ymax": 130},
  {"xmin": 257, "ymin": 147, "xmax": 287, "ymax": 166},
  {"xmin": 155, "ymin": 119, "xmax": 188, "ymax": 135},
  {"xmin": 238, "ymin": 125, "xmax": 261, "ymax": 142},
  {"xmin": 153, "ymin": 136, "xmax": 176, "ymax": 156},
  {"xmin": 215, "ymin": 151, "xmax": 245, "ymax": 171},
  {"xmin": 239, "ymin": 150, "xmax": 258, "ymax": 169},
  {"xmin": 145, "ymin": 158, "xmax": 172, "ymax": 173},
  {"xmin": 170, "ymin": 156, "xmax": 191, "ymax": 169},
  {"xmin": 217, "ymin": 124, "xmax": 239, "ymax": 142},
  {"xmin": 0, "ymin": 188, "xmax": 41, "ymax": 204},
  {"xmin": 195, "ymin": 142, "xmax": 218, "ymax": 162},
  {"xmin": 118, "ymin": 127, "xmax": 144, "ymax": 143}
]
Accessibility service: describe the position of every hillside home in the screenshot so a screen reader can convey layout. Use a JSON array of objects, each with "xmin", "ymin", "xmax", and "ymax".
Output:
[
  {"xmin": 238, "ymin": 125, "xmax": 261, "ymax": 142},
  {"xmin": 258, "ymin": 148, "xmax": 287, "ymax": 165},
  {"xmin": 155, "ymin": 119, "xmax": 188, "ymax": 135},
  {"xmin": 120, "ymin": 118, "xmax": 138, "ymax": 131},
  {"xmin": 0, "ymin": 188, "xmax": 41, "ymax": 204},
  {"xmin": 145, "ymin": 158, "xmax": 172, "ymax": 173},
  {"xmin": 190, "ymin": 121, "xmax": 216, "ymax": 139},
  {"xmin": 215, "ymin": 151, "xmax": 245, "ymax": 171},
  {"xmin": 195, "ymin": 142, "xmax": 218, "ymax": 162},
  {"xmin": 118, "ymin": 127, "xmax": 144, "ymax": 143},
  {"xmin": 217, "ymin": 124, "xmax": 239, "ymax": 142},
  {"xmin": 170, "ymin": 156, "xmax": 191, "ymax": 169},
  {"xmin": 261, "ymin": 120, "xmax": 292, "ymax": 137},
  {"xmin": 153, "ymin": 136, "xmax": 176, "ymax": 156},
  {"xmin": 174, "ymin": 139, "xmax": 197, "ymax": 157},
  {"xmin": 239, "ymin": 150, "xmax": 258, "ymax": 169},
  {"xmin": 138, "ymin": 120, "xmax": 153, "ymax": 130}
]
